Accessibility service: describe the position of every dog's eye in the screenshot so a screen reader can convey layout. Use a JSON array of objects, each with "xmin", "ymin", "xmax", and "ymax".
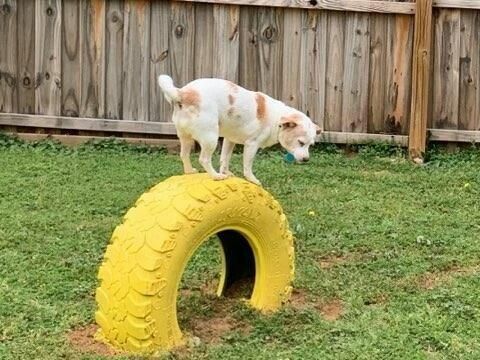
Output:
[{"xmin": 298, "ymin": 140, "xmax": 305, "ymax": 146}]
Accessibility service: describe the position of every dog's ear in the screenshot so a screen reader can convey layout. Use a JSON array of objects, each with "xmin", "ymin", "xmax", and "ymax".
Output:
[
  {"xmin": 280, "ymin": 116, "xmax": 299, "ymax": 130},
  {"xmin": 315, "ymin": 125, "xmax": 323, "ymax": 135}
]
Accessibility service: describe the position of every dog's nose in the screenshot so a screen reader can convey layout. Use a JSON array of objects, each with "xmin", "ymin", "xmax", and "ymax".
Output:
[{"xmin": 302, "ymin": 157, "xmax": 310, "ymax": 163}]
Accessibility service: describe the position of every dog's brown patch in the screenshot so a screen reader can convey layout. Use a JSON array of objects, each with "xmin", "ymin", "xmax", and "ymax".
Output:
[
  {"xmin": 68, "ymin": 324, "xmax": 117, "ymax": 356},
  {"xmin": 228, "ymin": 94, "xmax": 235, "ymax": 106},
  {"xmin": 180, "ymin": 87, "xmax": 201, "ymax": 108},
  {"xmin": 255, "ymin": 92, "xmax": 267, "ymax": 121},
  {"xmin": 280, "ymin": 113, "xmax": 302, "ymax": 128},
  {"xmin": 317, "ymin": 299, "xmax": 344, "ymax": 322}
]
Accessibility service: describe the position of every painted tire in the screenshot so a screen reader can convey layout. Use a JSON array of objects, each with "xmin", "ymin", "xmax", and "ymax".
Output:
[{"xmin": 95, "ymin": 174, "xmax": 294, "ymax": 353}]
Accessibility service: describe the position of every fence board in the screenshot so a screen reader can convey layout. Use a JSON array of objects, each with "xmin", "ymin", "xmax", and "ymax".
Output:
[
  {"xmin": 123, "ymin": 0, "xmax": 150, "ymax": 121},
  {"xmin": 80, "ymin": 0, "xmax": 106, "ymax": 118},
  {"xmin": 282, "ymin": 9, "xmax": 303, "ymax": 109},
  {"xmin": 0, "ymin": 0, "xmax": 18, "ymax": 113},
  {"xmin": 17, "ymin": 0, "xmax": 35, "ymax": 114},
  {"xmin": 35, "ymin": 0, "xmax": 62, "ymax": 116},
  {"xmin": 368, "ymin": 14, "xmax": 387, "ymax": 133},
  {"xmin": 342, "ymin": 13, "xmax": 370, "ymax": 133},
  {"xmin": 459, "ymin": 10, "xmax": 479, "ymax": 130},
  {"xmin": 238, "ymin": 6, "xmax": 258, "ymax": 91},
  {"xmin": 194, "ymin": 3, "xmax": 214, "ymax": 79},
  {"xmin": 301, "ymin": 10, "xmax": 327, "ymax": 127},
  {"xmin": 324, "ymin": 12, "xmax": 344, "ymax": 131},
  {"xmin": 104, "ymin": 0, "xmax": 123, "ymax": 119},
  {"xmin": 385, "ymin": 15, "xmax": 413, "ymax": 134},
  {"xmin": 213, "ymin": 4, "xmax": 240, "ymax": 81},
  {"xmin": 169, "ymin": 2, "xmax": 195, "ymax": 88},
  {"xmin": 432, "ymin": 9, "xmax": 460, "ymax": 129},
  {"xmin": 61, "ymin": 0, "xmax": 81, "ymax": 117},
  {"xmin": 257, "ymin": 7, "xmax": 283, "ymax": 97},
  {"xmin": 150, "ymin": 0, "xmax": 171, "ymax": 122}
]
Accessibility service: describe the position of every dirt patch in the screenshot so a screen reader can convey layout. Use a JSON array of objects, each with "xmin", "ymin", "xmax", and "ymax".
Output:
[
  {"xmin": 317, "ymin": 299, "xmax": 344, "ymax": 322},
  {"xmin": 68, "ymin": 324, "xmax": 117, "ymax": 357},
  {"xmin": 364, "ymin": 293, "xmax": 389, "ymax": 306},
  {"xmin": 416, "ymin": 265, "xmax": 479, "ymax": 290},
  {"xmin": 289, "ymin": 288, "xmax": 311, "ymax": 310},
  {"xmin": 318, "ymin": 254, "xmax": 352, "ymax": 269}
]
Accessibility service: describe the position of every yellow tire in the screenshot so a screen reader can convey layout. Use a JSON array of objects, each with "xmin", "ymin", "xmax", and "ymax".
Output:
[{"xmin": 95, "ymin": 174, "xmax": 294, "ymax": 353}]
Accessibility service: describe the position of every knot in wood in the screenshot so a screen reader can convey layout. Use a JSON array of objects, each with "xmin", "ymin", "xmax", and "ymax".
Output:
[
  {"xmin": 1, "ymin": 3, "xmax": 11, "ymax": 14},
  {"xmin": 46, "ymin": 7, "xmax": 54, "ymax": 16},
  {"xmin": 23, "ymin": 76, "xmax": 31, "ymax": 87},
  {"xmin": 263, "ymin": 26, "xmax": 275, "ymax": 41},
  {"xmin": 111, "ymin": 13, "xmax": 120, "ymax": 23},
  {"xmin": 175, "ymin": 25, "xmax": 184, "ymax": 38},
  {"xmin": 45, "ymin": 72, "xmax": 51, "ymax": 81}
]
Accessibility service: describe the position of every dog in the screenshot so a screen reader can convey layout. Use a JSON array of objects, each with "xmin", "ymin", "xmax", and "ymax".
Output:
[{"xmin": 158, "ymin": 75, "xmax": 321, "ymax": 185}]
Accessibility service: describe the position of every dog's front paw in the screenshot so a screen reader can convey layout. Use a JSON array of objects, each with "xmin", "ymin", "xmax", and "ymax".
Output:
[
  {"xmin": 222, "ymin": 170, "xmax": 235, "ymax": 177},
  {"xmin": 213, "ymin": 173, "xmax": 228, "ymax": 181},
  {"xmin": 245, "ymin": 176, "xmax": 262, "ymax": 186}
]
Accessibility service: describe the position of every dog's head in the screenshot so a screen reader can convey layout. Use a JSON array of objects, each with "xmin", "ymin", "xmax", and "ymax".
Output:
[{"xmin": 278, "ymin": 113, "xmax": 321, "ymax": 163}]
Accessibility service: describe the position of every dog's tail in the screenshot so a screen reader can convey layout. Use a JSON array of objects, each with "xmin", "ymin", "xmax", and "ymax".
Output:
[{"xmin": 158, "ymin": 75, "xmax": 180, "ymax": 104}]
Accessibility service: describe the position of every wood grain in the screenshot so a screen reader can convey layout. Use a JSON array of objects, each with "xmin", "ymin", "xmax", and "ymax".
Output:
[
  {"xmin": 432, "ymin": 9, "xmax": 460, "ymax": 129},
  {"xmin": 341, "ymin": 13, "xmax": 370, "ymax": 133},
  {"xmin": 104, "ymin": 0, "xmax": 123, "ymax": 119},
  {"xmin": 123, "ymin": 0, "xmax": 151, "ymax": 121},
  {"xmin": 428, "ymin": 129, "xmax": 480, "ymax": 142},
  {"xmin": 61, "ymin": 0, "xmax": 81, "ymax": 117},
  {"xmin": 281, "ymin": 8, "xmax": 303, "ymax": 108},
  {"xmin": 213, "ymin": 4, "xmax": 240, "ymax": 81},
  {"xmin": 80, "ymin": 0, "xmax": 106, "ymax": 118},
  {"xmin": 150, "ymin": 1, "xmax": 171, "ymax": 122},
  {"xmin": 16, "ymin": 0, "xmax": 35, "ymax": 114},
  {"xmin": 0, "ymin": 0, "xmax": 18, "ymax": 113},
  {"xmin": 301, "ymin": 9, "xmax": 327, "ymax": 128},
  {"xmin": 434, "ymin": 1, "xmax": 480, "ymax": 10},
  {"xmin": 368, "ymin": 13, "xmax": 388, "ymax": 133},
  {"xmin": 169, "ymin": 2, "xmax": 195, "ymax": 88},
  {"xmin": 458, "ymin": 10, "xmax": 479, "ymax": 130},
  {"xmin": 174, "ymin": 0, "xmax": 416, "ymax": 15},
  {"xmin": 35, "ymin": 0, "xmax": 62, "ymax": 115},
  {"xmin": 257, "ymin": 7, "xmax": 283, "ymax": 97},
  {"xmin": 238, "ymin": 6, "xmax": 258, "ymax": 91},
  {"xmin": 385, "ymin": 14, "xmax": 414, "ymax": 134},
  {"xmin": 194, "ymin": 3, "xmax": 214, "ymax": 79},
  {"xmin": 408, "ymin": 0, "xmax": 433, "ymax": 159},
  {"xmin": 324, "ymin": 12, "xmax": 344, "ymax": 131}
]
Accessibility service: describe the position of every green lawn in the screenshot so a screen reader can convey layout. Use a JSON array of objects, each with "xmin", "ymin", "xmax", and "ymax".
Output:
[{"xmin": 1, "ymin": 136, "xmax": 480, "ymax": 359}]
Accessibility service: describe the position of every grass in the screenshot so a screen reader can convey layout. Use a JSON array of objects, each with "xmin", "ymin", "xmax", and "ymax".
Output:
[{"xmin": 1, "ymin": 135, "xmax": 480, "ymax": 359}]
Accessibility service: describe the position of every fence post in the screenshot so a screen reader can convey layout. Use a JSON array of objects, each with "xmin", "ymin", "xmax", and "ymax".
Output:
[{"xmin": 408, "ymin": 0, "xmax": 433, "ymax": 161}]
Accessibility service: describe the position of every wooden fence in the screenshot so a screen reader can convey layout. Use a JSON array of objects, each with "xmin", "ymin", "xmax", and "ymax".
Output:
[{"xmin": 0, "ymin": 0, "xmax": 479, "ymax": 157}]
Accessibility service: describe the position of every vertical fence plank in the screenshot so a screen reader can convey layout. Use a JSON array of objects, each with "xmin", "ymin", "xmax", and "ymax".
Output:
[
  {"xmin": 123, "ymin": 0, "xmax": 151, "ymax": 121},
  {"xmin": 301, "ymin": 10, "xmax": 327, "ymax": 127},
  {"xmin": 170, "ymin": 2, "xmax": 195, "ymax": 87},
  {"xmin": 35, "ymin": 0, "xmax": 62, "ymax": 116},
  {"xmin": 61, "ymin": 0, "xmax": 81, "ymax": 117},
  {"xmin": 432, "ymin": 9, "xmax": 461, "ymax": 129},
  {"xmin": 459, "ymin": 10, "xmax": 479, "ymax": 130},
  {"xmin": 194, "ymin": 3, "xmax": 214, "ymax": 79},
  {"xmin": 238, "ymin": 6, "xmax": 258, "ymax": 91},
  {"xmin": 150, "ymin": 0, "xmax": 170, "ymax": 122},
  {"xmin": 409, "ymin": 0, "xmax": 433, "ymax": 160},
  {"xmin": 368, "ymin": 14, "xmax": 387, "ymax": 133},
  {"xmin": 282, "ymin": 9, "xmax": 302, "ymax": 109},
  {"xmin": 385, "ymin": 15, "xmax": 413, "ymax": 134},
  {"xmin": 17, "ymin": 0, "xmax": 35, "ymax": 114},
  {"xmin": 80, "ymin": 0, "xmax": 106, "ymax": 118},
  {"xmin": 257, "ymin": 7, "xmax": 283, "ymax": 97},
  {"xmin": 342, "ymin": 13, "xmax": 370, "ymax": 133},
  {"xmin": 213, "ymin": 4, "xmax": 240, "ymax": 81},
  {"xmin": 105, "ymin": 0, "xmax": 123, "ymax": 119},
  {"xmin": 325, "ymin": 12, "xmax": 344, "ymax": 131},
  {"xmin": 0, "ymin": 0, "xmax": 18, "ymax": 113}
]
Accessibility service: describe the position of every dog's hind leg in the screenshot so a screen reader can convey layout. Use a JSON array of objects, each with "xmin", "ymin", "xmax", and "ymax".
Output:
[
  {"xmin": 198, "ymin": 136, "xmax": 227, "ymax": 181},
  {"xmin": 179, "ymin": 135, "xmax": 197, "ymax": 174},
  {"xmin": 220, "ymin": 138, "xmax": 236, "ymax": 177}
]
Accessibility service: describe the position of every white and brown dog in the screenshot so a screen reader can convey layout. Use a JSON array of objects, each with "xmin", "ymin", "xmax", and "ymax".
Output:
[{"xmin": 158, "ymin": 75, "xmax": 321, "ymax": 185}]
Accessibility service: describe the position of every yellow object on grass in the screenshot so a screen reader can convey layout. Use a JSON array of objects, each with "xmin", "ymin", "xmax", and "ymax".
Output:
[{"xmin": 95, "ymin": 174, "xmax": 294, "ymax": 354}]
